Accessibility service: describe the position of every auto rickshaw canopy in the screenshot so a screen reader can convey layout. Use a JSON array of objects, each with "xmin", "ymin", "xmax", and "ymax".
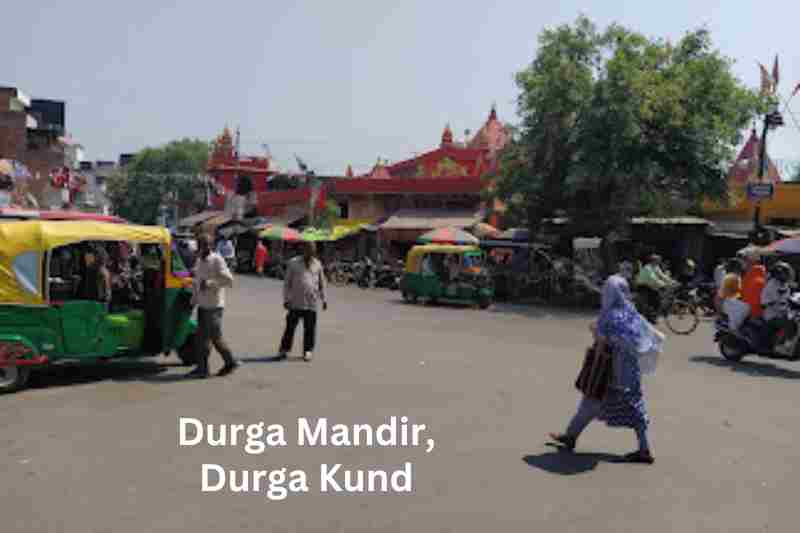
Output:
[
  {"xmin": 0, "ymin": 220, "xmax": 170, "ymax": 306},
  {"xmin": 404, "ymin": 244, "xmax": 482, "ymax": 273}
]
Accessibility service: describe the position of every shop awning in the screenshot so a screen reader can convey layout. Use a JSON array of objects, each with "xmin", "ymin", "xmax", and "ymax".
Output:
[
  {"xmin": 178, "ymin": 210, "xmax": 224, "ymax": 228},
  {"xmin": 301, "ymin": 219, "xmax": 373, "ymax": 242},
  {"xmin": 380, "ymin": 208, "xmax": 484, "ymax": 230}
]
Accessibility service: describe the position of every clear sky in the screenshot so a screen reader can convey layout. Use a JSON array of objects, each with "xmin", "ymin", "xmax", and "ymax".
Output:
[{"xmin": 4, "ymin": 0, "xmax": 798, "ymax": 175}]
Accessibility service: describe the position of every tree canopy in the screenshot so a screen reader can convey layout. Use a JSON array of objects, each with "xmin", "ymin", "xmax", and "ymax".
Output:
[
  {"xmin": 107, "ymin": 138, "xmax": 210, "ymax": 224},
  {"xmin": 491, "ymin": 17, "xmax": 765, "ymax": 238}
]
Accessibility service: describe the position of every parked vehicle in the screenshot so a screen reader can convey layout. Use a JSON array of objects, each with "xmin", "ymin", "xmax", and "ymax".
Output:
[
  {"xmin": 714, "ymin": 293, "xmax": 800, "ymax": 361},
  {"xmin": 374, "ymin": 261, "xmax": 402, "ymax": 290},
  {"xmin": 0, "ymin": 220, "xmax": 198, "ymax": 393},
  {"xmin": 400, "ymin": 245, "xmax": 494, "ymax": 308}
]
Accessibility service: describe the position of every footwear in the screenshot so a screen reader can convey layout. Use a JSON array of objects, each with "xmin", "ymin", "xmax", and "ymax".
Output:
[
  {"xmin": 216, "ymin": 363, "xmax": 239, "ymax": 377},
  {"xmin": 276, "ymin": 352, "xmax": 288, "ymax": 360},
  {"xmin": 303, "ymin": 351, "xmax": 313, "ymax": 361},
  {"xmin": 622, "ymin": 450, "xmax": 655, "ymax": 464},
  {"xmin": 547, "ymin": 433, "xmax": 577, "ymax": 451},
  {"xmin": 186, "ymin": 368, "xmax": 209, "ymax": 379}
]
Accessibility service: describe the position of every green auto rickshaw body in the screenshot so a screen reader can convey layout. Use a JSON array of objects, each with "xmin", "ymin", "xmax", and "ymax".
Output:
[
  {"xmin": 0, "ymin": 220, "xmax": 197, "ymax": 380},
  {"xmin": 400, "ymin": 244, "xmax": 494, "ymax": 307}
]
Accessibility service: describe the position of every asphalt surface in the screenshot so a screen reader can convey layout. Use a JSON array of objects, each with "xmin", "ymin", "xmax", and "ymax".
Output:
[{"xmin": 2, "ymin": 276, "xmax": 799, "ymax": 532}]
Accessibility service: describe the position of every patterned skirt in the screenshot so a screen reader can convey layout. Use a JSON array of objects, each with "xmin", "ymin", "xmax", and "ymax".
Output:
[{"xmin": 598, "ymin": 344, "xmax": 649, "ymax": 430}]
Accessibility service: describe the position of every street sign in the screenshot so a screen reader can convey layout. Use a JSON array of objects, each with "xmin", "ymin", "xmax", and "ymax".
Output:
[{"xmin": 747, "ymin": 182, "xmax": 774, "ymax": 201}]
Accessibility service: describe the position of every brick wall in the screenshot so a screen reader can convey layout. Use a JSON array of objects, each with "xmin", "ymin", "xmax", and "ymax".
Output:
[
  {"xmin": 0, "ymin": 111, "xmax": 26, "ymax": 159},
  {"xmin": 0, "ymin": 110, "xmax": 65, "ymax": 206}
]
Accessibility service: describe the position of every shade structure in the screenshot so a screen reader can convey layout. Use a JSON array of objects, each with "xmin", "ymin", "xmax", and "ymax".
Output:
[
  {"xmin": 762, "ymin": 238, "xmax": 800, "ymax": 255},
  {"xmin": 417, "ymin": 226, "xmax": 479, "ymax": 245},
  {"xmin": 472, "ymin": 222, "xmax": 500, "ymax": 239},
  {"xmin": 259, "ymin": 224, "xmax": 302, "ymax": 241}
]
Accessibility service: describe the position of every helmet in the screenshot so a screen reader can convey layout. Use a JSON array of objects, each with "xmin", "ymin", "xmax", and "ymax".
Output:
[
  {"xmin": 772, "ymin": 261, "xmax": 794, "ymax": 283},
  {"xmin": 725, "ymin": 258, "xmax": 744, "ymax": 274}
]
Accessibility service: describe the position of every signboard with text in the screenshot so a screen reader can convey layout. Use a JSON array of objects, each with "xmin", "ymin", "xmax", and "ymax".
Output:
[{"xmin": 747, "ymin": 182, "xmax": 774, "ymax": 202}]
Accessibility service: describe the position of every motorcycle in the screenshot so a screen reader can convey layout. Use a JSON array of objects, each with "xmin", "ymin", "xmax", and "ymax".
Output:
[
  {"xmin": 714, "ymin": 293, "xmax": 800, "ymax": 362},
  {"xmin": 374, "ymin": 263, "xmax": 401, "ymax": 290},
  {"xmin": 357, "ymin": 258, "xmax": 376, "ymax": 289}
]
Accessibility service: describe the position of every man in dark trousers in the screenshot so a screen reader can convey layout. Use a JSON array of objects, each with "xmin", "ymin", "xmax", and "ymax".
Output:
[
  {"xmin": 278, "ymin": 242, "xmax": 327, "ymax": 361},
  {"xmin": 187, "ymin": 234, "xmax": 237, "ymax": 378}
]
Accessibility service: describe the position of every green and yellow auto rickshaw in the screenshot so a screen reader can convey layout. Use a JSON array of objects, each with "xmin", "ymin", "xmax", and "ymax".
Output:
[
  {"xmin": 0, "ymin": 220, "xmax": 198, "ymax": 393},
  {"xmin": 400, "ymin": 244, "xmax": 494, "ymax": 308}
]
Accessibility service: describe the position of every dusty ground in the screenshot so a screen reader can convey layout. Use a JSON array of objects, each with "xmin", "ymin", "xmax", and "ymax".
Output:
[{"xmin": 2, "ymin": 276, "xmax": 798, "ymax": 532}]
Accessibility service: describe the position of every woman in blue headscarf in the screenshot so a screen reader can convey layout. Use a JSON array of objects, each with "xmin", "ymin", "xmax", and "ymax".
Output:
[{"xmin": 548, "ymin": 272, "xmax": 664, "ymax": 464}]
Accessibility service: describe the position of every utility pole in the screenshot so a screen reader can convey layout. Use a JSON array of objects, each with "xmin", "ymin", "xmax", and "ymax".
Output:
[{"xmin": 751, "ymin": 109, "xmax": 784, "ymax": 240}]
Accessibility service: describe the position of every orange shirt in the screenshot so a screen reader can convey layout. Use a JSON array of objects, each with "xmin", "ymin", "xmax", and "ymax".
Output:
[{"xmin": 741, "ymin": 265, "xmax": 767, "ymax": 318}]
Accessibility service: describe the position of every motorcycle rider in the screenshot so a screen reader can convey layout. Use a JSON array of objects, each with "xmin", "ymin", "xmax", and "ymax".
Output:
[
  {"xmin": 718, "ymin": 263, "xmax": 750, "ymax": 333},
  {"xmin": 761, "ymin": 261, "xmax": 795, "ymax": 348},
  {"xmin": 740, "ymin": 250, "xmax": 767, "ymax": 320},
  {"xmin": 715, "ymin": 258, "xmax": 744, "ymax": 312}
]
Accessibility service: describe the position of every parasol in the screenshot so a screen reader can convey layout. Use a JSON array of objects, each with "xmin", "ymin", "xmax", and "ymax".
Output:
[
  {"xmin": 472, "ymin": 222, "xmax": 501, "ymax": 239},
  {"xmin": 417, "ymin": 226, "xmax": 479, "ymax": 245},
  {"xmin": 259, "ymin": 224, "xmax": 303, "ymax": 241}
]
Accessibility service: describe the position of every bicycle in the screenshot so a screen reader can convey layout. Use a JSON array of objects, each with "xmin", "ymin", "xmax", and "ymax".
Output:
[{"xmin": 634, "ymin": 284, "xmax": 699, "ymax": 335}]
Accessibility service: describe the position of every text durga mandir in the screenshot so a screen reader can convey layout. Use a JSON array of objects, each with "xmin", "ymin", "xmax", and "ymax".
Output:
[{"xmin": 178, "ymin": 416, "xmax": 436, "ymax": 454}]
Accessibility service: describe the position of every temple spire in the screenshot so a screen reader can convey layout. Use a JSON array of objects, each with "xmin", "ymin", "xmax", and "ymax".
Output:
[{"xmin": 441, "ymin": 124, "xmax": 454, "ymax": 147}]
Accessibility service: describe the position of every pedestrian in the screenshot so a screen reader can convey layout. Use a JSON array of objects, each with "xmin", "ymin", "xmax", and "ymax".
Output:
[
  {"xmin": 548, "ymin": 273, "xmax": 664, "ymax": 464},
  {"xmin": 255, "ymin": 239, "xmax": 269, "ymax": 276},
  {"xmin": 187, "ymin": 234, "xmax": 238, "ymax": 378},
  {"xmin": 278, "ymin": 241, "xmax": 328, "ymax": 361}
]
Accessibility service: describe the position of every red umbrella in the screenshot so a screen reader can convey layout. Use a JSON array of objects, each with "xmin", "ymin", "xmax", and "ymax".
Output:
[{"xmin": 417, "ymin": 226, "xmax": 479, "ymax": 245}]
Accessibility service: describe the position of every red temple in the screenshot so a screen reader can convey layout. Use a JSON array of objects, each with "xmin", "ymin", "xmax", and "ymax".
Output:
[
  {"xmin": 205, "ymin": 105, "xmax": 510, "ymax": 232},
  {"xmin": 330, "ymin": 105, "xmax": 510, "ymax": 233}
]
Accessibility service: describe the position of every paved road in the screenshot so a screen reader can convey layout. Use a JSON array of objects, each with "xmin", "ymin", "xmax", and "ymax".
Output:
[{"xmin": 2, "ymin": 276, "xmax": 799, "ymax": 532}]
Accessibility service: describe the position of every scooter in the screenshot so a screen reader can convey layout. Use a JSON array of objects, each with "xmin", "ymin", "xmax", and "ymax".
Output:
[
  {"xmin": 374, "ymin": 263, "xmax": 401, "ymax": 290},
  {"xmin": 714, "ymin": 293, "xmax": 800, "ymax": 362}
]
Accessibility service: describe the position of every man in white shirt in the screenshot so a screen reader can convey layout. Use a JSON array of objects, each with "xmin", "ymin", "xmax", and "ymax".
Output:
[{"xmin": 187, "ymin": 234, "xmax": 237, "ymax": 378}]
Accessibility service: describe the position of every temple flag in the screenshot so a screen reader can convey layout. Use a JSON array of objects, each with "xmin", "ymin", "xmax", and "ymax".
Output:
[
  {"xmin": 759, "ymin": 63, "xmax": 773, "ymax": 96},
  {"xmin": 772, "ymin": 55, "xmax": 780, "ymax": 87}
]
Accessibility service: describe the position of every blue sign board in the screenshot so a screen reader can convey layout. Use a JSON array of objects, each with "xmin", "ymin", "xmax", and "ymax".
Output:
[{"xmin": 746, "ymin": 182, "xmax": 774, "ymax": 201}]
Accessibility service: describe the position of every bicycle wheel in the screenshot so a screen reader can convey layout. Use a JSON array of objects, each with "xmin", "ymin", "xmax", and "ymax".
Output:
[{"xmin": 665, "ymin": 299, "xmax": 699, "ymax": 335}]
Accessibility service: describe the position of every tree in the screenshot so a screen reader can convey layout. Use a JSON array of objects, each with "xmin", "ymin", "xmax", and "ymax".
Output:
[
  {"xmin": 490, "ymin": 17, "xmax": 765, "ymax": 241},
  {"xmin": 107, "ymin": 139, "xmax": 210, "ymax": 224}
]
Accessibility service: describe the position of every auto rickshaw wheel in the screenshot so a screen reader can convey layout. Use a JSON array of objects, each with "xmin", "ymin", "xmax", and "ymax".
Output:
[
  {"xmin": 477, "ymin": 295, "xmax": 492, "ymax": 310},
  {"xmin": 0, "ymin": 366, "xmax": 30, "ymax": 394},
  {"xmin": 177, "ymin": 334, "xmax": 199, "ymax": 366},
  {"xmin": 401, "ymin": 291, "xmax": 417, "ymax": 304}
]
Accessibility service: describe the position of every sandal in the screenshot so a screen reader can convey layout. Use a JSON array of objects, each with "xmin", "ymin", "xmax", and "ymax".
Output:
[
  {"xmin": 547, "ymin": 433, "xmax": 577, "ymax": 451},
  {"xmin": 622, "ymin": 450, "xmax": 655, "ymax": 464}
]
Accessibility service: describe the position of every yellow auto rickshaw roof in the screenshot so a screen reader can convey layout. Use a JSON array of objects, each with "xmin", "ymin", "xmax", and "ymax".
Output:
[
  {"xmin": 0, "ymin": 220, "xmax": 170, "ymax": 306},
  {"xmin": 405, "ymin": 244, "xmax": 481, "ymax": 272},
  {"xmin": 0, "ymin": 220, "xmax": 170, "ymax": 252}
]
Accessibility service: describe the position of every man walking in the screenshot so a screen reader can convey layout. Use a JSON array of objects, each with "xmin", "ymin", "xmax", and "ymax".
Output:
[
  {"xmin": 278, "ymin": 242, "xmax": 327, "ymax": 361},
  {"xmin": 187, "ymin": 234, "xmax": 238, "ymax": 378}
]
